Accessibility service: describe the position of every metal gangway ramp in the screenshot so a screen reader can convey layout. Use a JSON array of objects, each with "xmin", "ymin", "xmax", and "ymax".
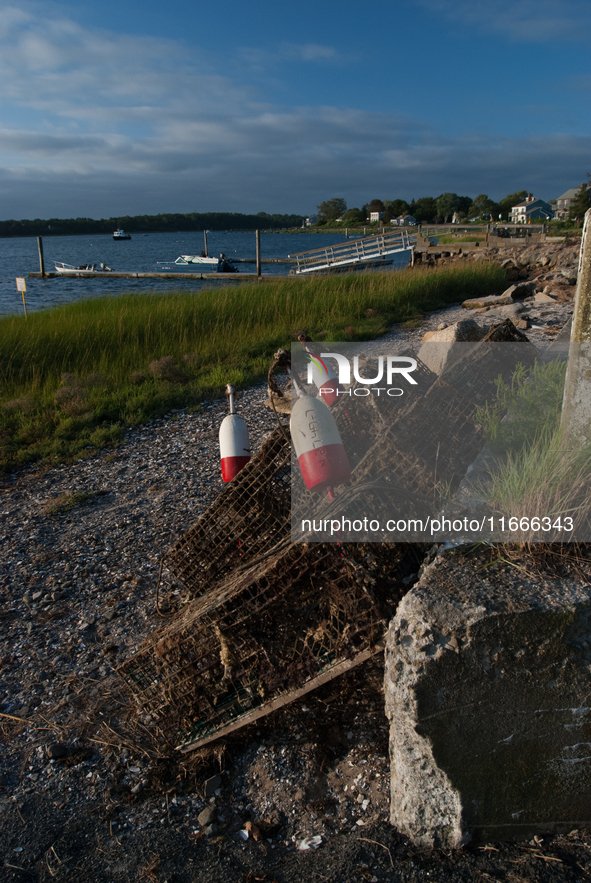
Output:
[{"xmin": 289, "ymin": 229, "xmax": 416, "ymax": 274}]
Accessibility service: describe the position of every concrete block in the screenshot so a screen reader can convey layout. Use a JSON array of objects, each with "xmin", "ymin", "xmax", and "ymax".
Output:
[{"xmin": 385, "ymin": 545, "xmax": 591, "ymax": 849}]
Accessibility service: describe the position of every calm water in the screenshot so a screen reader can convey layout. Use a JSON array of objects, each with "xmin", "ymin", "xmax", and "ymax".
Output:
[{"xmin": 0, "ymin": 230, "xmax": 410, "ymax": 317}]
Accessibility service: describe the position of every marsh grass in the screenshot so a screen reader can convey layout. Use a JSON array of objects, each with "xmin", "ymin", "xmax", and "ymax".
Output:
[
  {"xmin": 0, "ymin": 262, "xmax": 506, "ymax": 468},
  {"xmin": 477, "ymin": 360, "xmax": 591, "ymax": 541}
]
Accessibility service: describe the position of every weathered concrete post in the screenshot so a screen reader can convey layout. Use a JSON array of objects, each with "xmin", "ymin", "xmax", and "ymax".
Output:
[{"xmin": 561, "ymin": 209, "xmax": 591, "ymax": 444}]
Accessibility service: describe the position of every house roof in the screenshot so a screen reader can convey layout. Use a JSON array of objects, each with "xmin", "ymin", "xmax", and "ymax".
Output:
[
  {"xmin": 556, "ymin": 188, "xmax": 582, "ymax": 201},
  {"xmin": 511, "ymin": 197, "xmax": 551, "ymax": 210}
]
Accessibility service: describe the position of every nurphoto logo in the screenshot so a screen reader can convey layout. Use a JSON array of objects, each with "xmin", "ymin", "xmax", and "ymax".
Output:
[{"xmin": 305, "ymin": 352, "xmax": 418, "ymax": 397}]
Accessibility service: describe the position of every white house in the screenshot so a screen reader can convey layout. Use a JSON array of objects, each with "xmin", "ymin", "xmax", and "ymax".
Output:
[
  {"xmin": 392, "ymin": 214, "xmax": 418, "ymax": 226},
  {"xmin": 369, "ymin": 211, "xmax": 384, "ymax": 222},
  {"xmin": 509, "ymin": 194, "xmax": 554, "ymax": 223}
]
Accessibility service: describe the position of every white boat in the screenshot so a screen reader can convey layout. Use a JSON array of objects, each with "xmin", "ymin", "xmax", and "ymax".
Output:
[
  {"xmin": 113, "ymin": 228, "xmax": 131, "ymax": 240},
  {"xmin": 176, "ymin": 254, "xmax": 220, "ymax": 267},
  {"xmin": 54, "ymin": 262, "xmax": 113, "ymax": 276},
  {"xmin": 156, "ymin": 253, "xmax": 237, "ymax": 273}
]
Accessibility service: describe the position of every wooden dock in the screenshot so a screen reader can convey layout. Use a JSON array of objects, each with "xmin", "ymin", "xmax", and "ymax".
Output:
[{"xmin": 28, "ymin": 271, "xmax": 270, "ymax": 281}]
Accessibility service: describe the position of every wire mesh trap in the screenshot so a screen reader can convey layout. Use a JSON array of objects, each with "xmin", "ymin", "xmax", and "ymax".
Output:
[
  {"xmin": 295, "ymin": 326, "xmax": 540, "ymax": 533},
  {"xmin": 166, "ymin": 426, "xmax": 296, "ymax": 601},
  {"xmin": 118, "ymin": 541, "xmax": 415, "ymax": 751}
]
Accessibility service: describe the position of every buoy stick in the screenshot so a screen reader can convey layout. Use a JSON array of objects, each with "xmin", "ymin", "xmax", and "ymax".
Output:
[{"xmin": 226, "ymin": 383, "xmax": 236, "ymax": 414}]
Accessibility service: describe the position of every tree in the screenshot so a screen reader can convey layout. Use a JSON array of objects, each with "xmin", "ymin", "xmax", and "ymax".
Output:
[
  {"xmin": 411, "ymin": 197, "xmax": 438, "ymax": 223},
  {"xmin": 317, "ymin": 198, "xmax": 347, "ymax": 224},
  {"xmin": 468, "ymin": 194, "xmax": 497, "ymax": 220},
  {"xmin": 384, "ymin": 199, "xmax": 410, "ymax": 218},
  {"xmin": 436, "ymin": 193, "xmax": 460, "ymax": 223},
  {"xmin": 367, "ymin": 199, "xmax": 385, "ymax": 213},
  {"xmin": 569, "ymin": 180, "xmax": 591, "ymax": 223},
  {"xmin": 342, "ymin": 207, "xmax": 365, "ymax": 224}
]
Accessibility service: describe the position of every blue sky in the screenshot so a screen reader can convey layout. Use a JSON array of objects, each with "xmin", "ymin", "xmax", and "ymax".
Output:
[{"xmin": 0, "ymin": 0, "xmax": 589, "ymax": 219}]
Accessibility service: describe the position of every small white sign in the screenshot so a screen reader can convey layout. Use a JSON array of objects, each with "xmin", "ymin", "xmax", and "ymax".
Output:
[{"xmin": 16, "ymin": 277, "xmax": 26, "ymax": 292}]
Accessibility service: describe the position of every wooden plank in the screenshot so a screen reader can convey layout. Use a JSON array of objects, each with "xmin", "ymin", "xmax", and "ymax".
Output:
[{"xmin": 176, "ymin": 643, "xmax": 384, "ymax": 753}]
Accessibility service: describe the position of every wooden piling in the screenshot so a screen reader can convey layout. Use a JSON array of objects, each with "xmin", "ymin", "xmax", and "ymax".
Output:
[
  {"xmin": 203, "ymin": 230, "xmax": 208, "ymax": 257},
  {"xmin": 256, "ymin": 229, "xmax": 261, "ymax": 277},
  {"xmin": 37, "ymin": 236, "xmax": 45, "ymax": 277},
  {"xmin": 561, "ymin": 209, "xmax": 591, "ymax": 444}
]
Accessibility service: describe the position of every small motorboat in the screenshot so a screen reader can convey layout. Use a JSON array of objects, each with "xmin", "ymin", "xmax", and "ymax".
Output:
[
  {"xmin": 54, "ymin": 262, "xmax": 113, "ymax": 275},
  {"xmin": 156, "ymin": 252, "xmax": 237, "ymax": 273},
  {"xmin": 176, "ymin": 254, "xmax": 220, "ymax": 267},
  {"xmin": 113, "ymin": 228, "xmax": 131, "ymax": 240}
]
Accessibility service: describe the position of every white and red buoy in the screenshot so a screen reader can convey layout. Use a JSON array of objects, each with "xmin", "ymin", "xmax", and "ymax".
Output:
[
  {"xmin": 304, "ymin": 351, "xmax": 344, "ymax": 407},
  {"xmin": 219, "ymin": 384, "xmax": 250, "ymax": 482},
  {"xmin": 291, "ymin": 388, "xmax": 350, "ymax": 497}
]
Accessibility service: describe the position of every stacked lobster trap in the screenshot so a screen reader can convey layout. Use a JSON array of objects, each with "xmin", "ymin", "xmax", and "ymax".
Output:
[
  {"xmin": 118, "ymin": 539, "xmax": 415, "ymax": 752},
  {"xmin": 118, "ymin": 320, "xmax": 537, "ymax": 748}
]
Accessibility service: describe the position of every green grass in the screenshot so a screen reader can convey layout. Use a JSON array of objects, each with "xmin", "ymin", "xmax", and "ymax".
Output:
[
  {"xmin": 0, "ymin": 262, "xmax": 506, "ymax": 469},
  {"xmin": 436, "ymin": 234, "xmax": 487, "ymax": 244},
  {"xmin": 476, "ymin": 359, "xmax": 591, "ymax": 538},
  {"xmin": 476, "ymin": 360, "xmax": 567, "ymax": 454}
]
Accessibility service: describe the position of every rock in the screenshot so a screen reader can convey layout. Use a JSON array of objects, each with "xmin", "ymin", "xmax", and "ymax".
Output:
[
  {"xmin": 500, "ymin": 282, "xmax": 536, "ymax": 300},
  {"xmin": 417, "ymin": 319, "xmax": 486, "ymax": 375},
  {"xmin": 204, "ymin": 774, "xmax": 222, "ymax": 798},
  {"xmin": 32, "ymin": 591, "xmax": 43, "ymax": 601},
  {"xmin": 534, "ymin": 292, "xmax": 558, "ymax": 303},
  {"xmin": 515, "ymin": 318, "xmax": 530, "ymax": 330},
  {"xmin": 197, "ymin": 806, "xmax": 217, "ymax": 827},
  {"xmin": 462, "ymin": 294, "xmax": 515, "ymax": 310},
  {"xmin": 47, "ymin": 742, "xmax": 68, "ymax": 759},
  {"xmin": 385, "ymin": 545, "xmax": 591, "ymax": 849},
  {"xmin": 484, "ymin": 303, "xmax": 525, "ymax": 319}
]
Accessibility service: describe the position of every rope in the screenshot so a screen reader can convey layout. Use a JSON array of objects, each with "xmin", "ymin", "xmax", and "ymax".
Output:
[{"xmin": 267, "ymin": 348, "xmax": 292, "ymax": 442}]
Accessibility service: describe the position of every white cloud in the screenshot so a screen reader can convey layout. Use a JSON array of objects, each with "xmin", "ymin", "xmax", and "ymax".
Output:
[
  {"xmin": 415, "ymin": 0, "xmax": 591, "ymax": 42},
  {"xmin": 0, "ymin": 3, "xmax": 588, "ymax": 218}
]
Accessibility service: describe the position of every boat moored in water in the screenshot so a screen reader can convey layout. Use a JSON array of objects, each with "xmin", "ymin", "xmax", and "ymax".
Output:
[
  {"xmin": 156, "ymin": 253, "xmax": 237, "ymax": 273},
  {"xmin": 54, "ymin": 262, "xmax": 113, "ymax": 275},
  {"xmin": 113, "ymin": 229, "xmax": 131, "ymax": 240}
]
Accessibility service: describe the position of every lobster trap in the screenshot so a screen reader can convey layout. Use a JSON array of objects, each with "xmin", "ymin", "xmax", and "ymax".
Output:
[
  {"xmin": 293, "ymin": 325, "xmax": 540, "ymax": 538},
  {"xmin": 166, "ymin": 425, "xmax": 297, "ymax": 601},
  {"xmin": 118, "ymin": 541, "xmax": 416, "ymax": 751},
  {"xmin": 330, "ymin": 351, "xmax": 437, "ymax": 470}
]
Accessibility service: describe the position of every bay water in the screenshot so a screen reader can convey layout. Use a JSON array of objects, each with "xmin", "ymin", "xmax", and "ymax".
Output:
[{"xmin": 0, "ymin": 229, "xmax": 410, "ymax": 317}]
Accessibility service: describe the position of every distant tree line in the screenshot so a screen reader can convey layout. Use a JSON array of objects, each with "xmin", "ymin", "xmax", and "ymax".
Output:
[
  {"xmin": 0, "ymin": 211, "xmax": 306, "ymax": 238},
  {"xmin": 316, "ymin": 191, "xmax": 535, "ymax": 225}
]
